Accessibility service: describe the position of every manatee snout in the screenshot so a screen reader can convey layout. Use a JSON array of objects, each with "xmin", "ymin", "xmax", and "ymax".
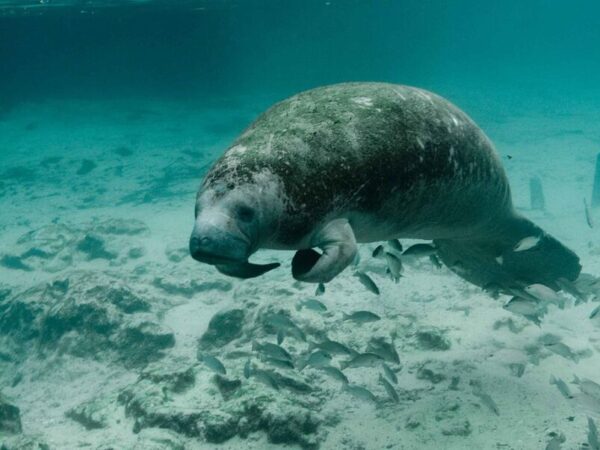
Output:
[{"xmin": 189, "ymin": 226, "xmax": 250, "ymax": 265}]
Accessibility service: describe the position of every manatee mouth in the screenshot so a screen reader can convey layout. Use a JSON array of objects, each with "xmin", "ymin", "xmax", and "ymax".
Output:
[
  {"xmin": 190, "ymin": 249, "xmax": 244, "ymax": 265},
  {"xmin": 189, "ymin": 235, "xmax": 249, "ymax": 265}
]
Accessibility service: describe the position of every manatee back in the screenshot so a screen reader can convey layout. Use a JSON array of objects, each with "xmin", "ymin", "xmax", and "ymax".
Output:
[{"xmin": 204, "ymin": 83, "xmax": 512, "ymax": 243}]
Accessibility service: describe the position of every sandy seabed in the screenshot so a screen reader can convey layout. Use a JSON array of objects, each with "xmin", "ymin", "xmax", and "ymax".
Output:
[{"xmin": 1, "ymin": 89, "xmax": 600, "ymax": 449}]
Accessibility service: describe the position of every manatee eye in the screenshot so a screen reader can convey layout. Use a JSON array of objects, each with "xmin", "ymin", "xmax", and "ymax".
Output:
[{"xmin": 237, "ymin": 205, "xmax": 255, "ymax": 223}]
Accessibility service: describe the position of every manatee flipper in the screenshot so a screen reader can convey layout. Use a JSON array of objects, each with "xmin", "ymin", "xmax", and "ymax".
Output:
[
  {"xmin": 216, "ymin": 261, "xmax": 280, "ymax": 279},
  {"xmin": 435, "ymin": 214, "xmax": 581, "ymax": 291},
  {"xmin": 292, "ymin": 218, "xmax": 357, "ymax": 283}
]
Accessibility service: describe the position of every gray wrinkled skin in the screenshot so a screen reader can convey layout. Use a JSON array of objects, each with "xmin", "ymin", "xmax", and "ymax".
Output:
[
  {"xmin": 202, "ymin": 82, "xmax": 510, "ymax": 247},
  {"xmin": 195, "ymin": 82, "xmax": 580, "ymax": 286}
]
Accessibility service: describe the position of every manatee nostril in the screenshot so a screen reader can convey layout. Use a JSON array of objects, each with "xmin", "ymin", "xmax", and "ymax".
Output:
[{"xmin": 190, "ymin": 235, "xmax": 213, "ymax": 258}]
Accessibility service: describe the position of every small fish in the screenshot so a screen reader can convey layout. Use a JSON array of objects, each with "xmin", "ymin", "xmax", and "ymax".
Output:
[
  {"xmin": 387, "ymin": 239, "xmax": 403, "ymax": 253},
  {"xmin": 513, "ymin": 235, "xmax": 541, "ymax": 252},
  {"xmin": 264, "ymin": 313, "xmax": 306, "ymax": 341},
  {"xmin": 372, "ymin": 244, "xmax": 385, "ymax": 258},
  {"xmin": 297, "ymin": 298, "xmax": 328, "ymax": 312},
  {"xmin": 315, "ymin": 283, "xmax": 325, "ymax": 296},
  {"xmin": 352, "ymin": 251, "xmax": 361, "ymax": 266},
  {"xmin": 585, "ymin": 198, "xmax": 594, "ymax": 229},
  {"xmin": 243, "ymin": 359, "xmax": 251, "ymax": 379},
  {"xmin": 367, "ymin": 339, "xmax": 400, "ymax": 364},
  {"xmin": 429, "ymin": 254, "xmax": 442, "ymax": 269},
  {"xmin": 589, "ymin": 416, "xmax": 600, "ymax": 450},
  {"xmin": 473, "ymin": 390, "xmax": 499, "ymax": 415},
  {"xmin": 508, "ymin": 363, "xmax": 525, "ymax": 378},
  {"xmin": 503, "ymin": 296, "xmax": 543, "ymax": 317},
  {"xmin": 483, "ymin": 282, "xmax": 502, "ymax": 299},
  {"xmin": 382, "ymin": 362, "xmax": 398, "ymax": 384},
  {"xmin": 550, "ymin": 375, "xmax": 573, "ymax": 399},
  {"xmin": 384, "ymin": 251, "xmax": 403, "ymax": 282},
  {"xmin": 340, "ymin": 352, "xmax": 383, "ymax": 370},
  {"xmin": 545, "ymin": 434, "xmax": 565, "ymax": 450},
  {"xmin": 252, "ymin": 369, "xmax": 279, "ymax": 390},
  {"xmin": 379, "ymin": 374, "xmax": 399, "ymax": 403},
  {"xmin": 556, "ymin": 277, "xmax": 586, "ymax": 304},
  {"xmin": 524, "ymin": 284, "xmax": 564, "ymax": 308},
  {"xmin": 402, "ymin": 243, "xmax": 436, "ymax": 257},
  {"xmin": 470, "ymin": 381, "xmax": 499, "ymax": 415},
  {"xmin": 544, "ymin": 342, "xmax": 579, "ymax": 363},
  {"xmin": 343, "ymin": 384, "xmax": 378, "ymax": 403},
  {"xmin": 353, "ymin": 271, "xmax": 380, "ymax": 295},
  {"xmin": 198, "ymin": 353, "xmax": 226, "ymax": 375},
  {"xmin": 590, "ymin": 304, "xmax": 600, "ymax": 319},
  {"xmin": 252, "ymin": 341, "xmax": 293, "ymax": 361},
  {"xmin": 343, "ymin": 310, "xmax": 381, "ymax": 324},
  {"xmin": 300, "ymin": 350, "xmax": 332, "ymax": 369},
  {"xmin": 572, "ymin": 375, "xmax": 600, "ymax": 400},
  {"xmin": 261, "ymin": 356, "xmax": 295, "ymax": 370},
  {"xmin": 277, "ymin": 330, "xmax": 284, "ymax": 345},
  {"xmin": 309, "ymin": 339, "xmax": 355, "ymax": 356},
  {"xmin": 319, "ymin": 366, "xmax": 348, "ymax": 384}
]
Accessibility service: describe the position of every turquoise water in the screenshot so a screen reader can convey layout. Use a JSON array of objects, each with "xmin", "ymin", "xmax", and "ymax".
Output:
[{"xmin": 1, "ymin": 1, "xmax": 600, "ymax": 449}]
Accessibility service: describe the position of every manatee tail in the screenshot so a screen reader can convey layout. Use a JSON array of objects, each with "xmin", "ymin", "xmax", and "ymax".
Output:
[{"xmin": 434, "ymin": 214, "xmax": 581, "ymax": 291}]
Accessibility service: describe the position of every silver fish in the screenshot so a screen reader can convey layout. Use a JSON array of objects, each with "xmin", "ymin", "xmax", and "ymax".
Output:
[
  {"xmin": 387, "ymin": 239, "xmax": 403, "ymax": 253},
  {"xmin": 300, "ymin": 350, "xmax": 332, "ymax": 369},
  {"xmin": 513, "ymin": 235, "xmax": 542, "ymax": 252},
  {"xmin": 277, "ymin": 330, "xmax": 284, "ymax": 345},
  {"xmin": 471, "ymin": 382, "xmax": 499, "ymax": 415},
  {"xmin": 198, "ymin": 353, "xmax": 226, "ymax": 375},
  {"xmin": 556, "ymin": 277, "xmax": 586, "ymax": 304},
  {"xmin": 252, "ymin": 369, "xmax": 279, "ymax": 390},
  {"xmin": 503, "ymin": 296, "xmax": 544, "ymax": 316},
  {"xmin": 297, "ymin": 298, "xmax": 327, "ymax": 312},
  {"xmin": 354, "ymin": 271, "xmax": 380, "ymax": 295},
  {"xmin": 352, "ymin": 251, "xmax": 361, "ymax": 266},
  {"xmin": 340, "ymin": 352, "xmax": 383, "ymax": 370},
  {"xmin": 264, "ymin": 313, "xmax": 306, "ymax": 341},
  {"xmin": 590, "ymin": 304, "xmax": 600, "ymax": 319},
  {"xmin": 550, "ymin": 375, "xmax": 573, "ymax": 399},
  {"xmin": 585, "ymin": 198, "xmax": 594, "ymax": 229},
  {"xmin": 379, "ymin": 374, "xmax": 399, "ymax": 403},
  {"xmin": 319, "ymin": 366, "xmax": 348, "ymax": 384},
  {"xmin": 372, "ymin": 244, "xmax": 385, "ymax": 258},
  {"xmin": 367, "ymin": 339, "xmax": 400, "ymax": 364},
  {"xmin": 243, "ymin": 359, "xmax": 251, "ymax": 379},
  {"xmin": 508, "ymin": 363, "xmax": 525, "ymax": 378},
  {"xmin": 261, "ymin": 355, "xmax": 294, "ymax": 370},
  {"xmin": 573, "ymin": 375, "xmax": 600, "ymax": 400},
  {"xmin": 343, "ymin": 310, "xmax": 381, "ymax": 323},
  {"xmin": 545, "ymin": 433, "xmax": 565, "ymax": 450},
  {"xmin": 343, "ymin": 384, "xmax": 378, "ymax": 403},
  {"xmin": 476, "ymin": 391, "xmax": 499, "ymax": 415},
  {"xmin": 384, "ymin": 251, "xmax": 403, "ymax": 282},
  {"xmin": 545, "ymin": 342, "xmax": 579, "ymax": 363},
  {"xmin": 309, "ymin": 339, "xmax": 355, "ymax": 356},
  {"xmin": 589, "ymin": 416, "xmax": 600, "ymax": 450},
  {"xmin": 402, "ymin": 243, "xmax": 436, "ymax": 257},
  {"xmin": 382, "ymin": 362, "xmax": 398, "ymax": 384},
  {"xmin": 429, "ymin": 254, "xmax": 442, "ymax": 269},
  {"xmin": 315, "ymin": 283, "xmax": 325, "ymax": 296},
  {"xmin": 252, "ymin": 341, "xmax": 292, "ymax": 361},
  {"xmin": 525, "ymin": 284, "xmax": 564, "ymax": 308}
]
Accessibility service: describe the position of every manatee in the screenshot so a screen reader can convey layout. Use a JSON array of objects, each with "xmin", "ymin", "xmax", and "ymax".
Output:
[{"xmin": 189, "ymin": 82, "xmax": 581, "ymax": 289}]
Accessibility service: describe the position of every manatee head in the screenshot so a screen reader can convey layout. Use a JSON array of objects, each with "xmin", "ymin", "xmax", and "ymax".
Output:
[{"xmin": 189, "ymin": 175, "xmax": 283, "ymax": 278}]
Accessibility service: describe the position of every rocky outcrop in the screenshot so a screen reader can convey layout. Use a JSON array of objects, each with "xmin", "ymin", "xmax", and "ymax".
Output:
[
  {"xmin": 0, "ymin": 272, "xmax": 174, "ymax": 367},
  {"xmin": 0, "ymin": 394, "xmax": 22, "ymax": 434}
]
